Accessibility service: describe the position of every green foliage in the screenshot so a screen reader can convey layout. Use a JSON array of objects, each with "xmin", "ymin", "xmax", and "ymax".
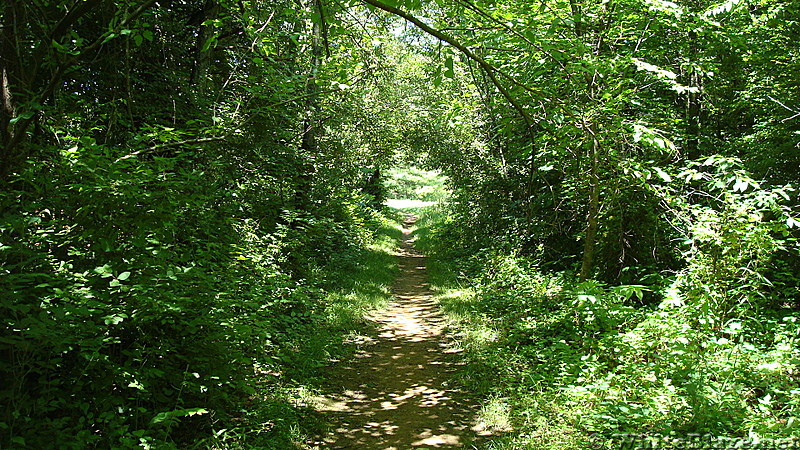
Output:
[
  {"xmin": 666, "ymin": 156, "xmax": 798, "ymax": 324},
  {"xmin": 0, "ymin": 1, "xmax": 407, "ymax": 447},
  {"xmin": 417, "ymin": 203, "xmax": 800, "ymax": 448},
  {"xmin": 0, "ymin": 155, "xmax": 401, "ymax": 447},
  {"xmin": 384, "ymin": 166, "xmax": 449, "ymax": 202},
  {"xmin": 390, "ymin": 2, "xmax": 800, "ymax": 443},
  {"xmin": 2, "ymin": 0, "xmax": 799, "ymax": 447},
  {"xmin": 2, "ymin": 155, "xmax": 290, "ymax": 447}
]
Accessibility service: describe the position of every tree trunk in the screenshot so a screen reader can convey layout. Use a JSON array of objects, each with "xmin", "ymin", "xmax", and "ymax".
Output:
[
  {"xmin": 579, "ymin": 129, "xmax": 600, "ymax": 282},
  {"xmin": 295, "ymin": 0, "xmax": 325, "ymax": 210},
  {"xmin": 0, "ymin": 0, "xmax": 22, "ymax": 176},
  {"xmin": 685, "ymin": 63, "xmax": 701, "ymax": 159},
  {"xmin": 190, "ymin": 1, "xmax": 219, "ymax": 101}
]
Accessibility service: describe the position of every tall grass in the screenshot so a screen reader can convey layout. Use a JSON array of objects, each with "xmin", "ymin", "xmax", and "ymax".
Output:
[
  {"xmin": 413, "ymin": 205, "xmax": 800, "ymax": 450},
  {"xmin": 321, "ymin": 214, "xmax": 402, "ymax": 335}
]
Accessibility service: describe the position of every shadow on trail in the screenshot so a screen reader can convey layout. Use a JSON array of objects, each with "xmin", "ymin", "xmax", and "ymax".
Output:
[{"xmin": 311, "ymin": 216, "xmax": 493, "ymax": 449}]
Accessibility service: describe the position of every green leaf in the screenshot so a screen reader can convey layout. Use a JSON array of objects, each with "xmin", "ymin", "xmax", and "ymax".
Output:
[
  {"xmin": 443, "ymin": 56, "xmax": 455, "ymax": 78},
  {"xmin": 704, "ymin": 0, "xmax": 742, "ymax": 17},
  {"xmin": 733, "ymin": 178, "xmax": 749, "ymax": 192},
  {"xmin": 201, "ymin": 36, "xmax": 217, "ymax": 52},
  {"xmin": 9, "ymin": 111, "xmax": 35, "ymax": 125},
  {"xmin": 94, "ymin": 264, "xmax": 113, "ymax": 278},
  {"xmin": 653, "ymin": 167, "xmax": 672, "ymax": 183},
  {"xmin": 104, "ymin": 313, "xmax": 128, "ymax": 325},
  {"xmin": 151, "ymin": 408, "xmax": 209, "ymax": 425},
  {"xmin": 101, "ymin": 32, "xmax": 119, "ymax": 45},
  {"xmin": 632, "ymin": 58, "xmax": 676, "ymax": 80},
  {"xmin": 118, "ymin": 271, "xmax": 131, "ymax": 281},
  {"xmin": 775, "ymin": 188, "xmax": 790, "ymax": 200}
]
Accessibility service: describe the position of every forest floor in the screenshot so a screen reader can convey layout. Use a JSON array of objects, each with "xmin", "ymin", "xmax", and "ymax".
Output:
[{"xmin": 309, "ymin": 215, "xmax": 494, "ymax": 449}]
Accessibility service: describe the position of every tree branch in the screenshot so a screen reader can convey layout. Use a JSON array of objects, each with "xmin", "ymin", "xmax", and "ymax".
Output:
[
  {"xmin": 455, "ymin": 0, "xmax": 567, "ymax": 71},
  {"xmin": 50, "ymin": 0, "xmax": 104, "ymax": 43},
  {"xmin": 114, "ymin": 137, "xmax": 226, "ymax": 163},
  {"xmin": 360, "ymin": 0, "xmax": 535, "ymax": 129},
  {"xmin": 4, "ymin": 0, "xmax": 159, "ymax": 161}
]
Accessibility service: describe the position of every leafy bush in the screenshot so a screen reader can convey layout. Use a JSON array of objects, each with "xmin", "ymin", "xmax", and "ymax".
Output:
[
  {"xmin": 384, "ymin": 167, "xmax": 449, "ymax": 202},
  {"xmin": 415, "ymin": 189, "xmax": 800, "ymax": 448},
  {"xmin": 0, "ymin": 142, "xmax": 399, "ymax": 447}
]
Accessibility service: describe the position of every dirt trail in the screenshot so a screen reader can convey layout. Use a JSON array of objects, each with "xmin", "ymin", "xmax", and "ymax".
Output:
[{"xmin": 311, "ymin": 216, "xmax": 491, "ymax": 449}]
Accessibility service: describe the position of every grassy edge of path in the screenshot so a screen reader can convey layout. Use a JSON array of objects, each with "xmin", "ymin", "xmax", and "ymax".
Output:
[
  {"xmin": 411, "ymin": 206, "xmax": 592, "ymax": 450},
  {"xmin": 289, "ymin": 212, "xmax": 405, "ymax": 447},
  {"xmin": 199, "ymin": 212, "xmax": 404, "ymax": 449},
  {"xmin": 412, "ymin": 203, "xmax": 800, "ymax": 450}
]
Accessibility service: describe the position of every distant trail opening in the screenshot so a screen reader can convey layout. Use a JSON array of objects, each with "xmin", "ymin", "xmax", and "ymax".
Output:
[{"xmin": 311, "ymin": 215, "xmax": 491, "ymax": 448}]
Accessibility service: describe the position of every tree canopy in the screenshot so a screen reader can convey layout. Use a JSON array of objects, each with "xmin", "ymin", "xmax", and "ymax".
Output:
[{"xmin": 1, "ymin": 0, "xmax": 798, "ymax": 447}]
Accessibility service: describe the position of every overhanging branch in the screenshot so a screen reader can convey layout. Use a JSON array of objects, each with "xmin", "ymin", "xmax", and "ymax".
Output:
[
  {"xmin": 4, "ymin": 0, "xmax": 159, "ymax": 161},
  {"xmin": 361, "ymin": 0, "xmax": 535, "ymax": 129}
]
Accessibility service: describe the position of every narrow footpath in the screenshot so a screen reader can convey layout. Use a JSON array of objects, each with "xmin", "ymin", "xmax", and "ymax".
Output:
[{"xmin": 311, "ymin": 216, "xmax": 491, "ymax": 449}]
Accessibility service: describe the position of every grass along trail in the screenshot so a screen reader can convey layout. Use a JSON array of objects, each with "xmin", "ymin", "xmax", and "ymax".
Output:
[{"xmin": 310, "ymin": 215, "xmax": 493, "ymax": 448}]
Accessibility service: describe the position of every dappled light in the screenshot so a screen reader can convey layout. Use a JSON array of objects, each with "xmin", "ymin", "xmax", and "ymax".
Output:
[
  {"xmin": 385, "ymin": 199, "xmax": 437, "ymax": 209},
  {"xmin": 310, "ymin": 217, "xmax": 495, "ymax": 448},
  {"xmin": 2, "ymin": 0, "xmax": 798, "ymax": 447}
]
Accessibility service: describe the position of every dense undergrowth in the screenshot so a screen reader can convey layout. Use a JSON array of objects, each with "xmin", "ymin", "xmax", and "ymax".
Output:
[
  {"xmin": 414, "ymin": 204, "xmax": 800, "ymax": 449},
  {"xmin": 1, "ymin": 2, "xmax": 412, "ymax": 447},
  {"xmin": 3, "ymin": 0, "xmax": 800, "ymax": 448},
  {"xmin": 1, "ymin": 155, "xmax": 402, "ymax": 449}
]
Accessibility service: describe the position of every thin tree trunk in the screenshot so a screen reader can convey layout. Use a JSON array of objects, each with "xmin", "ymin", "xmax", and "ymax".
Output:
[
  {"xmin": 579, "ymin": 127, "xmax": 600, "ymax": 282},
  {"xmin": 0, "ymin": 0, "xmax": 21, "ymax": 176},
  {"xmin": 295, "ymin": 0, "xmax": 325, "ymax": 210},
  {"xmin": 685, "ymin": 62, "xmax": 701, "ymax": 159},
  {"xmin": 191, "ymin": 0, "xmax": 219, "ymax": 100}
]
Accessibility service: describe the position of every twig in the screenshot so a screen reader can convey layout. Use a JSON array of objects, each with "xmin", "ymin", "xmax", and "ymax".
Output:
[
  {"xmin": 767, "ymin": 95, "xmax": 800, "ymax": 122},
  {"xmin": 114, "ymin": 136, "xmax": 225, "ymax": 163}
]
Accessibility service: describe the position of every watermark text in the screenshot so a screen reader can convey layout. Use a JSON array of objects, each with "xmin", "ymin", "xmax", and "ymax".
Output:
[{"xmin": 605, "ymin": 433, "xmax": 799, "ymax": 449}]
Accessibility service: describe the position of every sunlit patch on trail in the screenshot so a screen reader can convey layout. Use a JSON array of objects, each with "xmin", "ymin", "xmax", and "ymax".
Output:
[
  {"xmin": 309, "ymin": 215, "xmax": 499, "ymax": 448},
  {"xmin": 412, "ymin": 433, "xmax": 462, "ymax": 446},
  {"xmin": 385, "ymin": 198, "xmax": 437, "ymax": 209}
]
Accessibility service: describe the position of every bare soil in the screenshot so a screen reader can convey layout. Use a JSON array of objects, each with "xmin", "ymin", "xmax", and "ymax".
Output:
[{"xmin": 310, "ymin": 216, "xmax": 492, "ymax": 449}]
